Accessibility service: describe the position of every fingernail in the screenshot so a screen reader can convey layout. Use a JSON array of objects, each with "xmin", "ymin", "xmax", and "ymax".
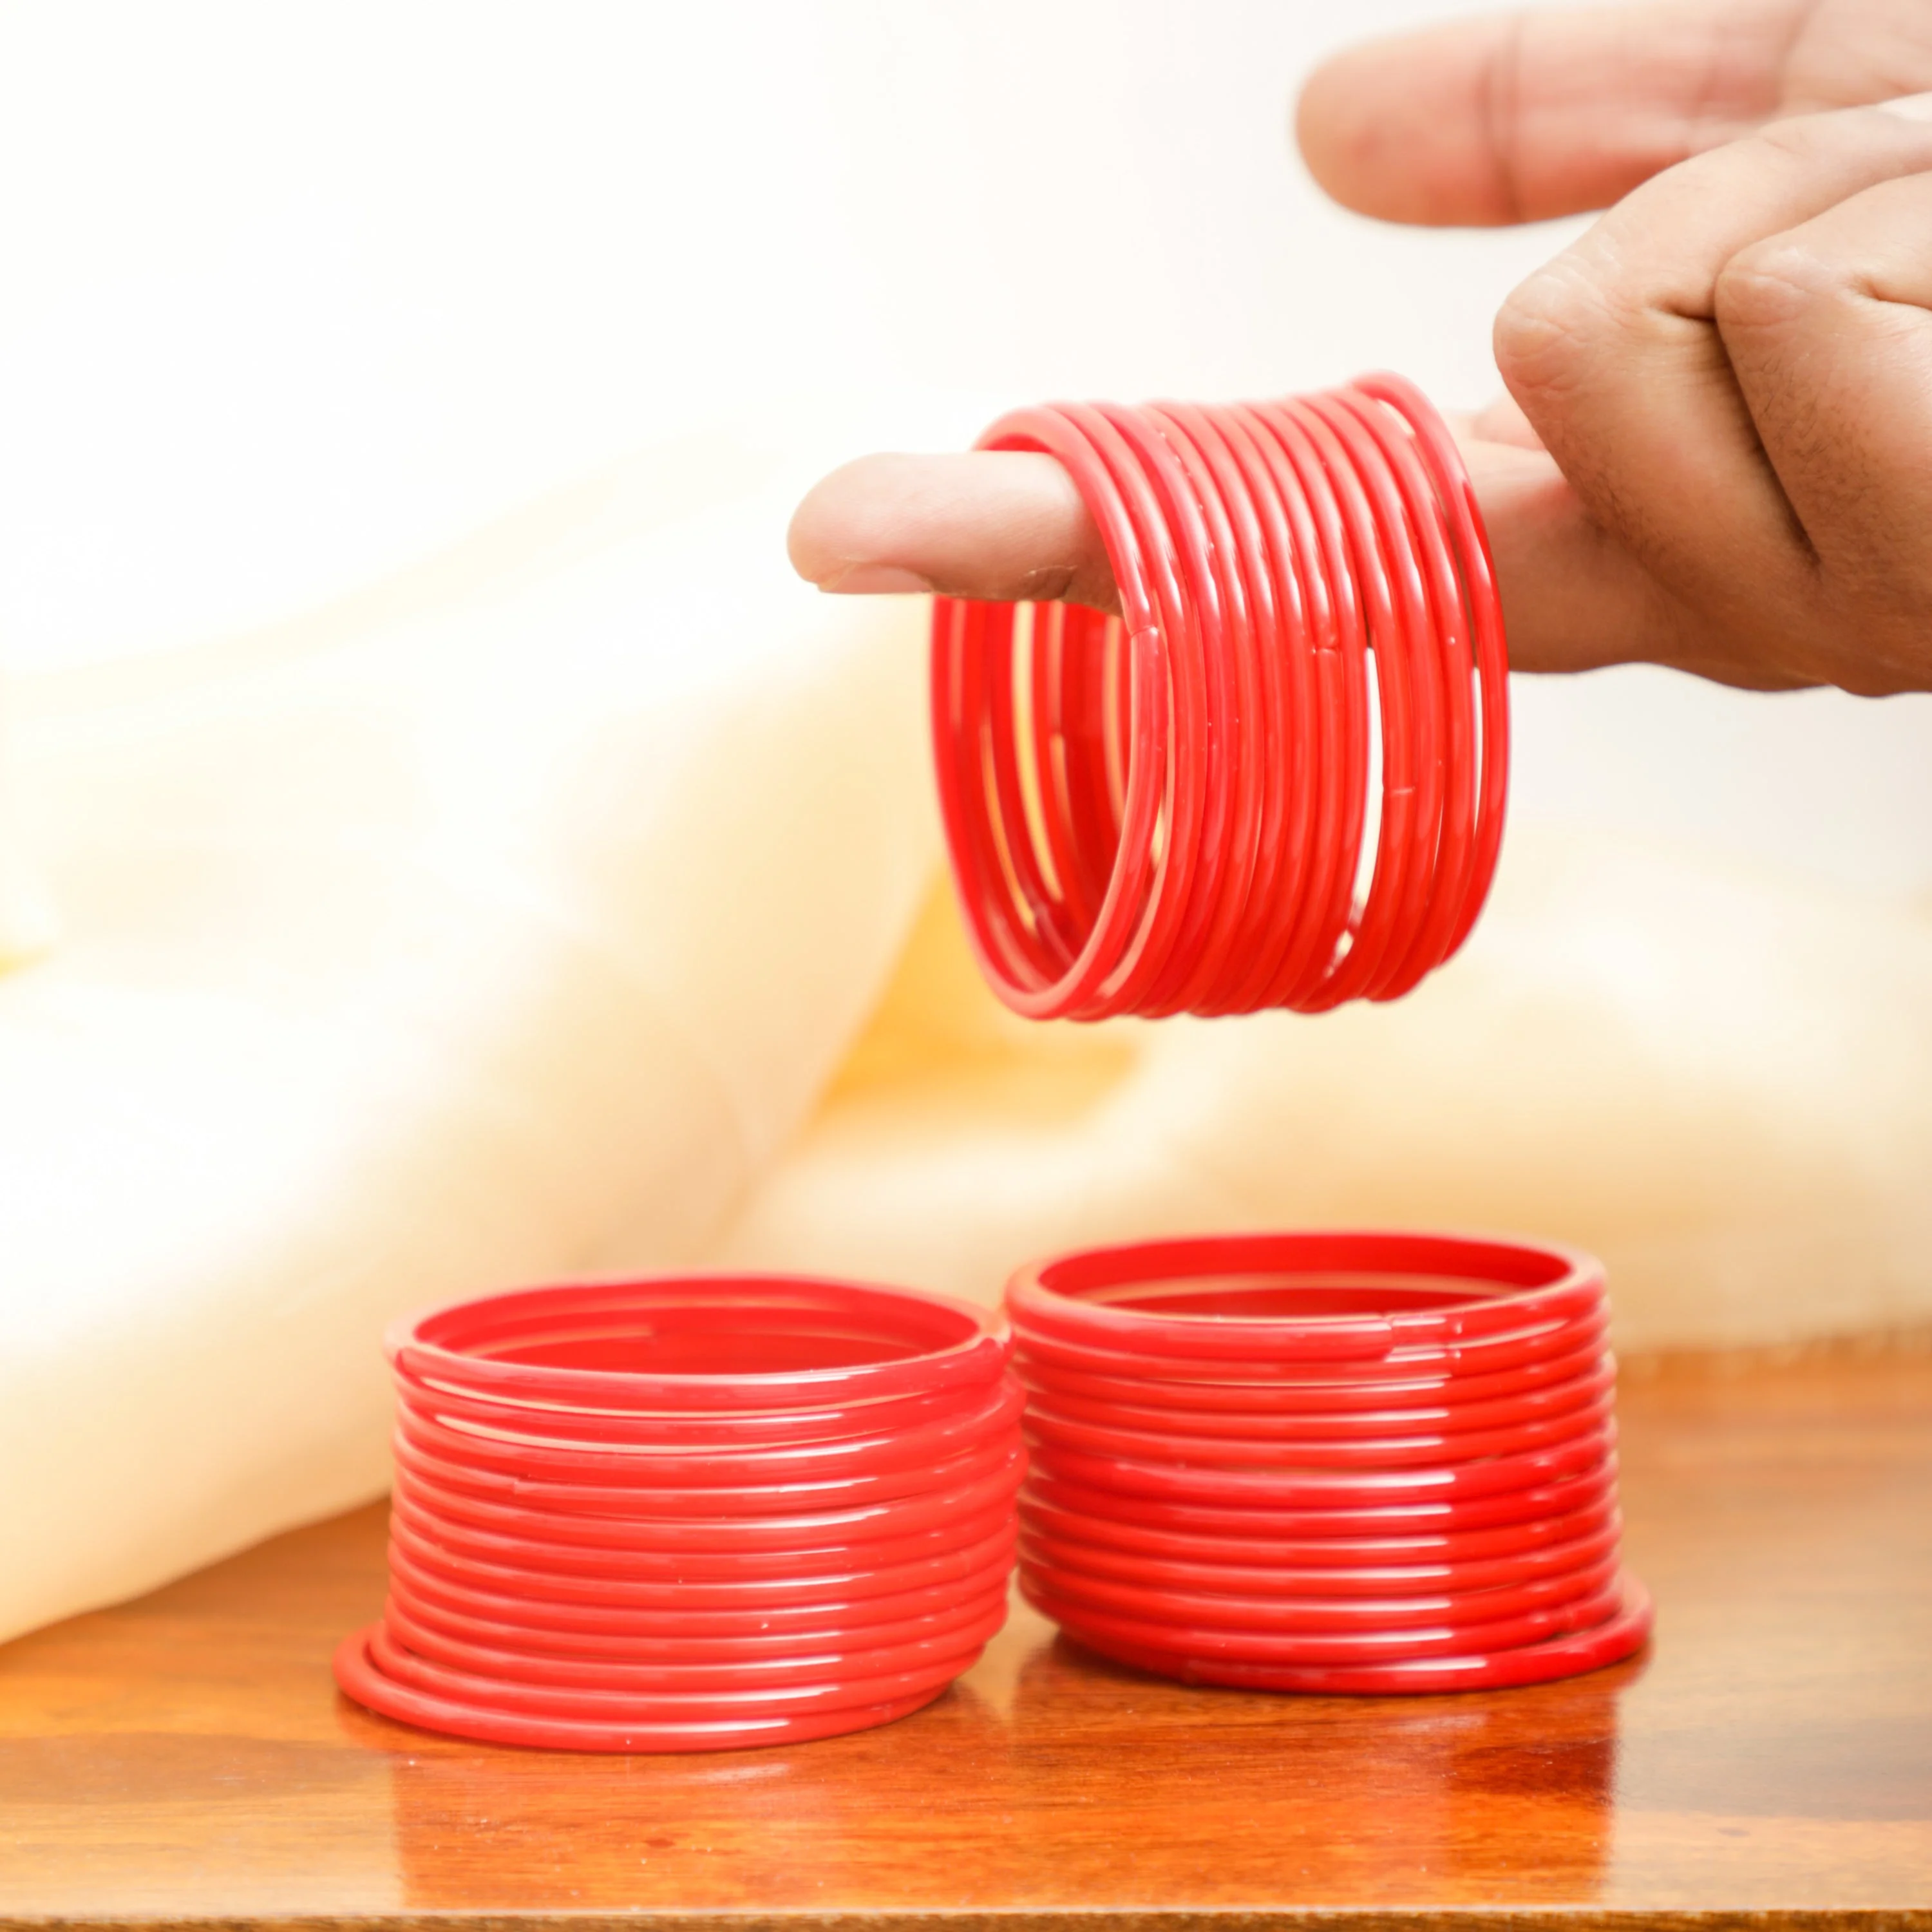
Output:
[
  {"xmin": 819, "ymin": 563, "xmax": 935, "ymax": 594},
  {"xmin": 1875, "ymin": 91, "xmax": 1932, "ymax": 123}
]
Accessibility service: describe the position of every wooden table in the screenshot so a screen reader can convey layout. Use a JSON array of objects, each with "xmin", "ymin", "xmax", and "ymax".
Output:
[{"xmin": 3, "ymin": 1349, "xmax": 1928, "ymax": 1929}]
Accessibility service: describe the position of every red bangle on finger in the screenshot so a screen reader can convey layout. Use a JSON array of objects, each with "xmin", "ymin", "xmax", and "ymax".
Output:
[{"xmin": 933, "ymin": 375, "xmax": 1507, "ymax": 1023}]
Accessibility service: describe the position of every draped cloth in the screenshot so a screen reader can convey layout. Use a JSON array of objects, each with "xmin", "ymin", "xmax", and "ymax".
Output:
[{"xmin": 3, "ymin": 450, "xmax": 1931, "ymax": 1647}]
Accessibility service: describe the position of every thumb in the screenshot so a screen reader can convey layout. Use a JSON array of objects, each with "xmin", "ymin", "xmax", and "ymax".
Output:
[
  {"xmin": 1461, "ymin": 433, "xmax": 1662, "ymax": 672},
  {"xmin": 1463, "ymin": 433, "xmax": 1800, "ymax": 686}
]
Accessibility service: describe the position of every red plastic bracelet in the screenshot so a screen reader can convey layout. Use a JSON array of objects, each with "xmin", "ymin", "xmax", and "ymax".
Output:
[
  {"xmin": 334, "ymin": 1628, "xmax": 956, "ymax": 1753},
  {"xmin": 386, "ymin": 1490, "xmax": 1019, "ymax": 1585},
  {"xmin": 1014, "ymin": 1336, "xmax": 1613, "ymax": 1414},
  {"xmin": 1027, "ymin": 1463, "xmax": 1619, "ymax": 1541},
  {"xmin": 1019, "ymin": 1517, "xmax": 1620, "ymax": 1598},
  {"xmin": 1019, "ymin": 1485, "xmax": 1619, "ymax": 1569},
  {"xmin": 390, "ymin": 1425, "xmax": 1024, "ymax": 1517},
  {"xmin": 388, "ymin": 1511, "xmax": 1018, "ymax": 1613},
  {"xmin": 391, "ymin": 1374, "xmax": 1024, "ymax": 1488},
  {"xmin": 334, "ymin": 1274, "xmax": 1025, "ymax": 1752},
  {"xmin": 382, "ymin": 1596, "xmax": 1012, "ymax": 1694},
  {"xmin": 932, "ymin": 376, "xmax": 1506, "ymax": 1023},
  {"xmin": 1020, "ymin": 1354, "xmax": 1614, "ymax": 1438},
  {"xmin": 381, "ymin": 1579, "xmax": 1012, "ymax": 1666},
  {"xmin": 1019, "ymin": 1389, "xmax": 1615, "ymax": 1470},
  {"xmin": 1009, "ymin": 1309, "xmax": 1610, "ymax": 1387},
  {"xmin": 395, "ymin": 1274, "xmax": 1009, "ymax": 1411},
  {"xmin": 1021, "ymin": 1570, "xmax": 1624, "ymax": 1660},
  {"xmin": 395, "ymin": 1452, "xmax": 1025, "ymax": 1553},
  {"xmin": 1043, "ymin": 1580, "xmax": 1655, "ymax": 1694},
  {"xmin": 1009, "ymin": 1232, "xmax": 1602, "ymax": 1356},
  {"xmin": 1023, "ymin": 1550, "xmax": 1622, "ymax": 1634},
  {"xmin": 1022, "ymin": 1427, "xmax": 1616, "ymax": 1508},
  {"xmin": 1005, "ymin": 1233, "xmax": 1647, "ymax": 1694}
]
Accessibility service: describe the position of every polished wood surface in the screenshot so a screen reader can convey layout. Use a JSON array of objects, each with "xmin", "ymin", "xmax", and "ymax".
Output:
[{"xmin": 2, "ymin": 1349, "xmax": 1928, "ymax": 1927}]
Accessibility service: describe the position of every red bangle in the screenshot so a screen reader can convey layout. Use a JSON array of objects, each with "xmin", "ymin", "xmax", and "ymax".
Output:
[
  {"xmin": 390, "ymin": 1374, "xmax": 1024, "ymax": 1489},
  {"xmin": 1027, "ymin": 1551, "xmax": 1622, "ymax": 1636},
  {"xmin": 1021, "ymin": 1352, "xmax": 1614, "ymax": 1439},
  {"xmin": 1018, "ymin": 1482, "xmax": 1619, "ymax": 1569},
  {"xmin": 386, "ymin": 1511, "xmax": 1018, "ymax": 1613},
  {"xmin": 393, "ymin": 1450, "xmax": 1025, "ymax": 1553},
  {"xmin": 1021, "ymin": 1571, "xmax": 1627, "ymax": 1664},
  {"xmin": 385, "ymin": 1490, "xmax": 1019, "ymax": 1584},
  {"xmin": 336, "ymin": 1274, "xmax": 1025, "ymax": 1752},
  {"xmin": 1019, "ymin": 1517, "xmax": 1621, "ymax": 1599},
  {"xmin": 1037, "ymin": 1580, "xmax": 1654, "ymax": 1696},
  {"xmin": 334, "ymin": 1628, "xmax": 958, "ymax": 1754},
  {"xmin": 1019, "ymin": 1388, "xmax": 1615, "ymax": 1470},
  {"xmin": 381, "ymin": 1596, "xmax": 1011, "ymax": 1694},
  {"xmin": 1009, "ymin": 1231, "xmax": 1601, "ymax": 1358},
  {"xmin": 1006, "ymin": 1232, "xmax": 1648, "ymax": 1694},
  {"xmin": 381, "ymin": 1578, "xmax": 1010, "ymax": 1667},
  {"xmin": 393, "ymin": 1274, "xmax": 1009, "ymax": 1411},
  {"xmin": 932, "ymin": 375, "xmax": 1506, "ymax": 1022},
  {"xmin": 1014, "ymin": 1335, "xmax": 1612, "ymax": 1415}
]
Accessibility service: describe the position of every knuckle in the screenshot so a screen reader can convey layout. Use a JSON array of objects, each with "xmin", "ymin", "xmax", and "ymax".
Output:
[
  {"xmin": 1493, "ymin": 259, "xmax": 1616, "ymax": 402},
  {"xmin": 1714, "ymin": 238, "xmax": 1838, "ymax": 336}
]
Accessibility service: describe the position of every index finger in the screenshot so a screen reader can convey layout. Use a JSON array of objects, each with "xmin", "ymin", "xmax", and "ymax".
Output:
[
  {"xmin": 1296, "ymin": 0, "xmax": 1802, "ymax": 224},
  {"xmin": 787, "ymin": 451, "xmax": 1119, "ymax": 612}
]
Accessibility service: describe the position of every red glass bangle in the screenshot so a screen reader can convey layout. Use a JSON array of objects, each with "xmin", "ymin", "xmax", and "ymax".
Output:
[
  {"xmin": 365, "ymin": 1622, "xmax": 985, "ymax": 1722},
  {"xmin": 1050, "ymin": 1579, "xmax": 1654, "ymax": 1694},
  {"xmin": 1003, "ymin": 1231, "xmax": 1646, "ymax": 1694},
  {"xmin": 382, "ymin": 1597, "xmax": 1010, "ymax": 1694},
  {"xmin": 1021, "ymin": 1549, "xmax": 1621, "ymax": 1634},
  {"xmin": 1019, "ymin": 1354, "xmax": 1614, "ymax": 1438},
  {"xmin": 1018, "ymin": 1519, "xmax": 1621, "ymax": 1600},
  {"xmin": 390, "ymin": 1426, "xmax": 1024, "ymax": 1517},
  {"xmin": 1010, "ymin": 1309, "xmax": 1610, "ymax": 1388},
  {"xmin": 1021, "ymin": 1572, "xmax": 1625, "ymax": 1663},
  {"xmin": 931, "ymin": 375, "xmax": 1505, "ymax": 1023},
  {"xmin": 336, "ymin": 1274, "xmax": 1024, "ymax": 1752},
  {"xmin": 1019, "ymin": 1484, "xmax": 1619, "ymax": 1569},
  {"xmin": 1012, "ymin": 1338, "xmax": 1613, "ymax": 1415},
  {"xmin": 335, "ymin": 1629, "xmax": 958, "ymax": 1753},
  {"xmin": 385, "ymin": 1579, "xmax": 1012, "ymax": 1667},
  {"xmin": 393, "ymin": 1274, "xmax": 1009, "ymax": 1412},
  {"xmin": 1020, "ymin": 1389, "xmax": 1614, "ymax": 1470},
  {"xmin": 387, "ymin": 1490, "xmax": 1019, "ymax": 1584},
  {"xmin": 389, "ymin": 1367, "xmax": 997, "ymax": 1452},
  {"xmin": 392, "ymin": 1374, "xmax": 1024, "ymax": 1488},
  {"xmin": 396, "ymin": 1453, "xmax": 1025, "ymax": 1553},
  {"xmin": 383, "ymin": 1537, "xmax": 1016, "ymax": 1642},
  {"xmin": 386, "ymin": 1513, "xmax": 1018, "ymax": 1613},
  {"xmin": 1025, "ymin": 1463, "xmax": 1618, "ymax": 1542},
  {"xmin": 1023, "ymin": 1426, "xmax": 1614, "ymax": 1509},
  {"xmin": 1009, "ymin": 1233, "xmax": 1602, "ymax": 1361}
]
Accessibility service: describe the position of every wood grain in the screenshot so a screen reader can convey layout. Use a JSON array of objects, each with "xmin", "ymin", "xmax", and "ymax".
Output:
[{"xmin": 1, "ymin": 1350, "xmax": 1927, "ymax": 1928}]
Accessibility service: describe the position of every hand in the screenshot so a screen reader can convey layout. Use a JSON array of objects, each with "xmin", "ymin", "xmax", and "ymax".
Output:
[{"xmin": 789, "ymin": 1, "xmax": 1932, "ymax": 696}]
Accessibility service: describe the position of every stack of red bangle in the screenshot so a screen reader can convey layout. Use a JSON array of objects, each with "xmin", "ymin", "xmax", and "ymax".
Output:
[
  {"xmin": 1009, "ymin": 1233, "xmax": 1652, "ymax": 1692},
  {"xmin": 333, "ymin": 1276, "xmax": 1024, "ymax": 1752},
  {"xmin": 931, "ymin": 373, "xmax": 1508, "ymax": 1022}
]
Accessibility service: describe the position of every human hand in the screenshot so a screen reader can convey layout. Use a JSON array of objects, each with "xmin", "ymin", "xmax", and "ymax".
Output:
[{"xmin": 790, "ymin": 1, "xmax": 1932, "ymax": 695}]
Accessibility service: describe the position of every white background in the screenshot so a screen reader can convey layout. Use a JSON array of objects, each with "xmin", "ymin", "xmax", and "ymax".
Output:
[{"xmin": 3, "ymin": 0, "xmax": 1929, "ymax": 893}]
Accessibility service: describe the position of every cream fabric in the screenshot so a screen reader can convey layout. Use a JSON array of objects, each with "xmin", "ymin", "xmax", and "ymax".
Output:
[
  {"xmin": 723, "ymin": 838, "xmax": 1932, "ymax": 1352},
  {"xmin": 0, "ymin": 681, "xmax": 59, "ymax": 969},
  {"xmin": 0, "ymin": 454, "xmax": 931, "ymax": 1645}
]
